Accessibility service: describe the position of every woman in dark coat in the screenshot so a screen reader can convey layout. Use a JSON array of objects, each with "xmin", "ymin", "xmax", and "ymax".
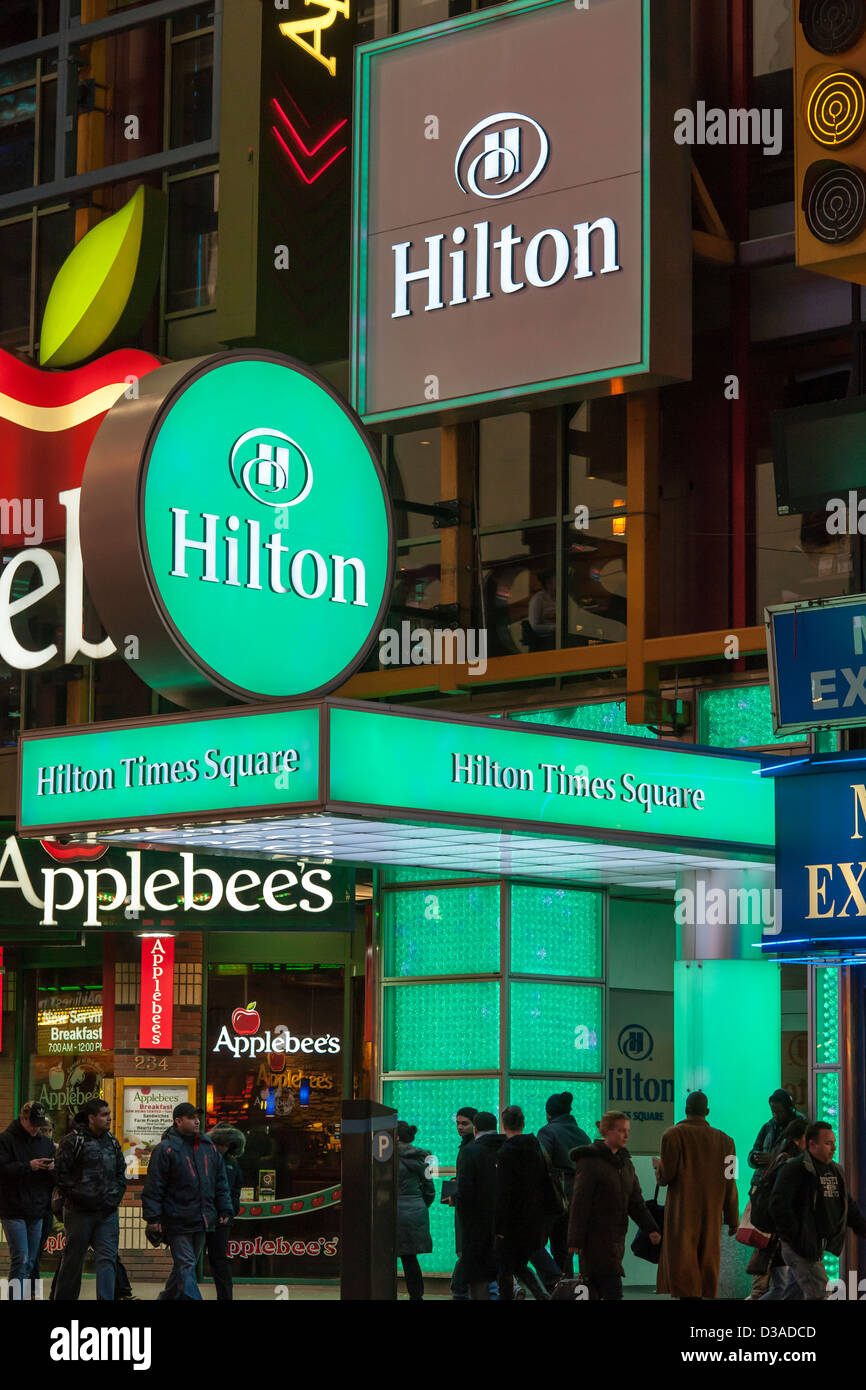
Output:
[
  {"xmin": 567, "ymin": 1110, "xmax": 660, "ymax": 1300},
  {"xmin": 397, "ymin": 1120, "xmax": 435, "ymax": 1301}
]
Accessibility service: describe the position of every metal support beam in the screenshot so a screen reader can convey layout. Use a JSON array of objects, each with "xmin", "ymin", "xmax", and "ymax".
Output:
[{"xmin": 625, "ymin": 392, "xmax": 660, "ymax": 726}]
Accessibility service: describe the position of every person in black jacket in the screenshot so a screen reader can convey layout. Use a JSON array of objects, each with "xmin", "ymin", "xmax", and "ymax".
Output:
[
  {"xmin": 142, "ymin": 1102, "xmax": 233, "ymax": 1301},
  {"xmin": 53, "ymin": 1098, "xmax": 127, "ymax": 1301},
  {"xmin": 0, "ymin": 1101, "xmax": 55, "ymax": 1296},
  {"xmin": 205, "ymin": 1126, "xmax": 245, "ymax": 1301},
  {"xmin": 447, "ymin": 1106, "xmax": 477, "ymax": 1300},
  {"xmin": 568, "ymin": 1111, "xmax": 660, "ymax": 1300},
  {"xmin": 396, "ymin": 1120, "xmax": 435, "ymax": 1301},
  {"xmin": 455, "ymin": 1111, "xmax": 504, "ymax": 1301},
  {"xmin": 767, "ymin": 1121, "xmax": 866, "ymax": 1300},
  {"xmin": 495, "ymin": 1105, "xmax": 558, "ymax": 1301},
  {"xmin": 537, "ymin": 1090, "xmax": 591, "ymax": 1277},
  {"xmin": 748, "ymin": 1089, "xmax": 806, "ymax": 1193}
]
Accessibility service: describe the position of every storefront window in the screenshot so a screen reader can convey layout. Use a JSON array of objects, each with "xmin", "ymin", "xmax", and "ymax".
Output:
[
  {"xmin": 169, "ymin": 33, "xmax": 213, "ymax": 149},
  {"xmin": 206, "ymin": 964, "xmax": 343, "ymax": 1279},
  {"xmin": 0, "ymin": 215, "xmax": 31, "ymax": 348},
  {"xmin": 26, "ymin": 967, "xmax": 108, "ymax": 1142}
]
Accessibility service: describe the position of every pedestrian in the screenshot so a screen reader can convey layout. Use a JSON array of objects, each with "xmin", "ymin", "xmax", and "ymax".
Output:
[
  {"xmin": 0, "ymin": 1101, "xmax": 55, "ymax": 1297},
  {"xmin": 495, "ymin": 1105, "xmax": 560, "ymax": 1301},
  {"xmin": 749, "ymin": 1118, "xmax": 808, "ymax": 1301},
  {"xmin": 655, "ymin": 1090, "xmax": 739, "ymax": 1300},
  {"xmin": 767, "ymin": 1120, "xmax": 866, "ymax": 1300},
  {"xmin": 748, "ymin": 1089, "xmax": 806, "ymax": 1191},
  {"xmin": 142, "ymin": 1102, "xmax": 232, "ymax": 1301},
  {"xmin": 27, "ymin": 1111, "xmax": 56, "ymax": 1292},
  {"xmin": 53, "ymin": 1098, "xmax": 126, "ymax": 1302},
  {"xmin": 538, "ymin": 1090, "xmax": 591, "ymax": 1277},
  {"xmin": 568, "ymin": 1110, "xmax": 660, "ymax": 1300},
  {"xmin": 205, "ymin": 1126, "xmax": 245, "ymax": 1301},
  {"xmin": 454, "ymin": 1110, "xmax": 503, "ymax": 1300},
  {"xmin": 396, "ymin": 1119, "xmax": 435, "ymax": 1300},
  {"xmin": 446, "ymin": 1105, "xmax": 477, "ymax": 1300}
]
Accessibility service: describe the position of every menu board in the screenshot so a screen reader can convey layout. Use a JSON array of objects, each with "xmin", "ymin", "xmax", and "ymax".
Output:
[{"xmin": 117, "ymin": 1078, "xmax": 196, "ymax": 1173}]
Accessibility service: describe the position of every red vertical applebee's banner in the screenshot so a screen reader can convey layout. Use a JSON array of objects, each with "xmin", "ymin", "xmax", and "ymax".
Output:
[{"xmin": 139, "ymin": 936, "xmax": 174, "ymax": 1050}]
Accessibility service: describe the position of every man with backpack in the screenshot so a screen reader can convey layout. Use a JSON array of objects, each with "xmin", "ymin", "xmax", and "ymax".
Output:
[
  {"xmin": 766, "ymin": 1121, "xmax": 866, "ymax": 1300},
  {"xmin": 142, "ymin": 1102, "xmax": 233, "ymax": 1300},
  {"xmin": 52, "ymin": 1098, "xmax": 127, "ymax": 1301}
]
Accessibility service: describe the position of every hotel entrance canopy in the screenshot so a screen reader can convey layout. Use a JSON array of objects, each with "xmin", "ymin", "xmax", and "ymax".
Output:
[{"xmin": 18, "ymin": 700, "xmax": 775, "ymax": 889}]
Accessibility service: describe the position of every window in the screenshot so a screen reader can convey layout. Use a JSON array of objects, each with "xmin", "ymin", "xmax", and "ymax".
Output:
[{"xmin": 166, "ymin": 169, "xmax": 218, "ymax": 311}]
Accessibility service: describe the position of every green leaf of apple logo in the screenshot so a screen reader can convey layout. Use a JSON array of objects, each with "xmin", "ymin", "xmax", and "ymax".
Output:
[{"xmin": 39, "ymin": 185, "xmax": 167, "ymax": 369}]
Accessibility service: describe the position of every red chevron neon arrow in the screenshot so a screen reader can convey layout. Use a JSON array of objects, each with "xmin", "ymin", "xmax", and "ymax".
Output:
[{"xmin": 271, "ymin": 97, "xmax": 348, "ymax": 185}]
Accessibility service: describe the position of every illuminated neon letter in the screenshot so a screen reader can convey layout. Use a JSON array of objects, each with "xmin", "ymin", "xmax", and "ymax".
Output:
[{"xmin": 279, "ymin": 0, "xmax": 350, "ymax": 78}]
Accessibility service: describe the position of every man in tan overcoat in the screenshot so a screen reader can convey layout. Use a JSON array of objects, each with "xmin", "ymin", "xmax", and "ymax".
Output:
[{"xmin": 655, "ymin": 1091, "xmax": 739, "ymax": 1299}]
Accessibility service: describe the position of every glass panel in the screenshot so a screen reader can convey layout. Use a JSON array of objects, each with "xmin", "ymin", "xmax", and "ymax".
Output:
[
  {"xmin": 382, "ymin": 1076, "xmax": 500, "ymax": 1174},
  {"xmin": 35, "ymin": 205, "xmax": 73, "ymax": 329},
  {"xmin": 0, "ymin": 2, "xmax": 38, "ymax": 49},
  {"xmin": 511, "ymin": 700, "xmax": 655, "ymax": 740},
  {"xmin": 752, "ymin": 0, "xmax": 792, "ymax": 76},
  {"xmin": 814, "ymin": 968, "xmax": 839, "ymax": 1067},
  {"xmin": 384, "ymin": 884, "xmax": 500, "ymax": 977},
  {"xmin": 813, "ymin": 729, "xmax": 839, "ymax": 753},
  {"xmin": 510, "ymin": 884, "xmax": 603, "ymax": 979},
  {"xmin": 357, "ymin": 0, "xmax": 390, "ymax": 43},
  {"xmin": 0, "ymin": 216, "xmax": 32, "ymax": 349},
  {"xmin": 383, "ymin": 982, "xmax": 499, "ymax": 1072},
  {"xmin": 509, "ymin": 980, "xmax": 603, "ymax": 1073},
  {"xmin": 480, "ymin": 411, "xmax": 557, "ymax": 527},
  {"xmin": 780, "ymin": 963, "xmax": 808, "ymax": 1116},
  {"xmin": 37, "ymin": 73, "xmax": 55, "ymax": 183},
  {"xmin": 568, "ymin": 398, "xmax": 627, "ymax": 516},
  {"xmin": 482, "ymin": 524, "xmax": 555, "ymax": 658},
  {"xmin": 382, "ymin": 867, "xmax": 486, "ymax": 884},
  {"xmin": 390, "ymin": 429, "xmax": 441, "ymax": 541},
  {"xmin": 26, "ymin": 966, "xmax": 109, "ymax": 1144},
  {"xmin": 392, "ymin": 541, "xmax": 441, "ymax": 613},
  {"xmin": 565, "ymin": 526, "xmax": 626, "ymax": 646},
  {"xmin": 505, "ymin": 1077, "xmax": 604, "ymax": 1147},
  {"xmin": 170, "ymin": 33, "xmax": 213, "ymax": 148},
  {"xmin": 698, "ymin": 685, "xmax": 807, "ymax": 749},
  {"xmin": 167, "ymin": 172, "xmax": 218, "ymax": 311},
  {"xmin": 814, "ymin": 1069, "xmax": 839, "ymax": 1129},
  {"xmin": 757, "ymin": 460, "xmax": 855, "ymax": 613},
  {"xmin": 0, "ymin": 59, "xmax": 38, "ymax": 86},
  {"xmin": 0, "ymin": 82, "xmax": 36, "ymax": 194},
  {"xmin": 172, "ymin": 5, "xmax": 215, "ymax": 34}
]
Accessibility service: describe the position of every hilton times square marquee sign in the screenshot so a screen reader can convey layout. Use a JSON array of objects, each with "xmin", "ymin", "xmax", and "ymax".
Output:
[{"xmin": 351, "ymin": 0, "xmax": 691, "ymax": 426}]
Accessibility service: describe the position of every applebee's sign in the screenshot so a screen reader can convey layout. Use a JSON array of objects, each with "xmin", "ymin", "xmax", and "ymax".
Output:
[
  {"xmin": 213, "ymin": 1003, "xmax": 341, "ymax": 1058},
  {"xmin": 140, "ymin": 936, "xmax": 174, "ymax": 1050}
]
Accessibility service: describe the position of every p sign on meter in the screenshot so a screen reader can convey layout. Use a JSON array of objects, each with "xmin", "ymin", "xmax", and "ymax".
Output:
[{"xmin": 373, "ymin": 1130, "xmax": 394, "ymax": 1163}]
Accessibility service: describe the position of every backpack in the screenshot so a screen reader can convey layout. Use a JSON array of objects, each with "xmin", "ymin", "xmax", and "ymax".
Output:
[{"xmin": 750, "ymin": 1154, "xmax": 786, "ymax": 1233}]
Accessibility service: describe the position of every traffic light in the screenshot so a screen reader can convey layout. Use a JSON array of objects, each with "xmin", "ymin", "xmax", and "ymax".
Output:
[{"xmin": 795, "ymin": 0, "xmax": 866, "ymax": 282}]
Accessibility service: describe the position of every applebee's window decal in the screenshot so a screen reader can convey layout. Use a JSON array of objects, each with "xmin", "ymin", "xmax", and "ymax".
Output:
[{"xmin": 212, "ymin": 1001, "xmax": 341, "ymax": 1058}]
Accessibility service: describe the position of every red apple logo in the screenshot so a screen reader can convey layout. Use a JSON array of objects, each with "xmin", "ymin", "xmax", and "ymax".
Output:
[{"xmin": 232, "ymin": 1001, "xmax": 260, "ymax": 1035}]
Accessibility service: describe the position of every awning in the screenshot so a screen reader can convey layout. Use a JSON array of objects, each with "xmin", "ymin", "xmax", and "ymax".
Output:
[{"xmin": 18, "ymin": 699, "xmax": 775, "ymax": 889}]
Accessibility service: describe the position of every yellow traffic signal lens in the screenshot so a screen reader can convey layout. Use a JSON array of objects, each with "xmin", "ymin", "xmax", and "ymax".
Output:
[{"xmin": 807, "ymin": 69, "xmax": 866, "ymax": 146}]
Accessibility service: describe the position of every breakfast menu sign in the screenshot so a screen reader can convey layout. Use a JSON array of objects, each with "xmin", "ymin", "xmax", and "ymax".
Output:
[{"xmin": 118, "ymin": 1078, "xmax": 196, "ymax": 1172}]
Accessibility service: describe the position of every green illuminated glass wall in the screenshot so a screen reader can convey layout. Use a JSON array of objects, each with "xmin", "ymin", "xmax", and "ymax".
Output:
[{"xmin": 380, "ymin": 872, "xmax": 605, "ymax": 1274}]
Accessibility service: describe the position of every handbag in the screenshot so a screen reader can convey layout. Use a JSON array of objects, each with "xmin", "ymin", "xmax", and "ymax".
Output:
[
  {"xmin": 630, "ymin": 1184, "xmax": 664, "ymax": 1264},
  {"xmin": 551, "ymin": 1275, "xmax": 591, "ymax": 1301},
  {"xmin": 735, "ymin": 1199, "xmax": 771, "ymax": 1250}
]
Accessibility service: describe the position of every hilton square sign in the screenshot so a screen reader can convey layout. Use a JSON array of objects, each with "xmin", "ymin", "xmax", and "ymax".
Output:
[{"xmin": 351, "ymin": 0, "xmax": 691, "ymax": 426}]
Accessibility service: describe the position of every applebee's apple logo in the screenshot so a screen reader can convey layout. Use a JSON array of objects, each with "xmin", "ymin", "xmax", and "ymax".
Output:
[
  {"xmin": 229, "ymin": 429, "xmax": 313, "ymax": 510},
  {"xmin": 214, "ymin": 1004, "xmax": 340, "ymax": 1059},
  {"xmin": 232, "ymin": 1001, "xmax": 260, "ymax": 1036}
]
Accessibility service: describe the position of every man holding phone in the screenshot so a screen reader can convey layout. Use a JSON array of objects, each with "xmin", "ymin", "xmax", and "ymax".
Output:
[{"xmin": 0, "ymin": 1101, "xmax": 55, "ymax": 1296}]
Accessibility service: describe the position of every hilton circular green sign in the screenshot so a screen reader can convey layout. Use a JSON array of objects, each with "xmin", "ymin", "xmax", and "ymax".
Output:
[{"xmin": 80, "ymin": 352, "xmax": 394, "ymax": 706}]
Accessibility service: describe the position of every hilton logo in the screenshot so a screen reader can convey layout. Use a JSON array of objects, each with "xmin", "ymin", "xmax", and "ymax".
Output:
[
  {"xmin": 169, "ymin": 428, "xmax": 367, "ymax": 606},
  {"xmin": 391, "ymin": 112, "xmax": 621, "ymax": 319}
]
